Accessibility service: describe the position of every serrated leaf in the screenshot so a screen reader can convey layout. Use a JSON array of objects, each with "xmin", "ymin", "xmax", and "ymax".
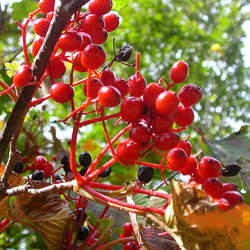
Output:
[
  {"xmin": 165, "ymin": 180, "xmax": 250, "ymax": 250},
  {"xmin": 5, "ymin": 61, "xmax": 19, "ymax": 78}
]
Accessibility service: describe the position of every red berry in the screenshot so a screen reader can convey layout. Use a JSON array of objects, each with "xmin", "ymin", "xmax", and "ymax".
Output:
[
  {"xmin": 58, "ymin": 31, "xmax": 82, "ymax": 52},
  {"xmin": 174, "ymin": 104, "xmax": 194, "ymax": 127},
  {"xmin": 81, "ymin": 14, "xmax": 104, "ymax": 33},
  {"xmin": 127, "ymin": 73, "xmax": 146, "ymax": 97},
  {"xmin": 78, "ymin": 32, "xmax": 92, "ymax": 50},
  {"xmin": 143, "ymin": 83, "xmax": 164, "ymax": 108},
  {"xmin": 89, "ymin": 29, "xmax": 108, "ymax": 44},
  {"xmin": 34, "ymin": 155, "xmax": 47, "ymax": 170},
  {"xmin": 112, "ymin": 77, "xmax": 129, "ymax": 97},
  {"xmin": 116, "ymin": 139, "xmax": 140, "ymax": 165},
  {"xmin": 81, "ymin": 44, "xmax": 106, "ymax": 70},
  {"xmin": 104, "ymin": 12, "xmax": 119, "ymax": 32},
  {"xmin": 120, "ymin": 97, "xmax": 143, "ymax": 123},
  {"xmin": 129, "ymin": 123, "xmax": 151, "ymax": 149},
  {"xmin": 46, "ymin": 11, "xmax": 54, "ymax": 21},
  {"xmin": 13, "ymin": 65, "xmax": 32, "ymax": 87},
  {"xmin": 100, "ymin": 69, "xmax": 116, "ymax": 85},
  {"xmin": 50, "ymin": 82, "xmax": 74, "ymax": 104},
  {"xmin": 123, "ymin": 222, "xmax": 133, "ymax": 237},
  {"xmin": 155, "ymin": 91, "xmax": 179, "ymax": 116},
  {"xmin": 222, "ymin": 183, "xmax": 238, "ymax": 192},
  {"xmin": 217, "ymin": 198, "xmax": 231, "ymax": 211},
  {"xmin": 32, "ymin": 36, "xmax": 44, "ymax": 57},
  {"xmin": 154, "ymin": 131, "xmax": 180, "ymax": 151},
  {"xmin": 170, "ymin": 60, "xmax": 189, "ymax": 83},
  {"xmin": 221, "ymin": 191, "xmax": 244, "ymax": 206},
  {"xmin": 88, "ymin": 0, "xmax": 112, "ymax": 16},
  {"xmin": 33, "ymin": 18, "xmax": 50, "ymax": 37},
  {"xmin": 84, "ymin": 78, "xmax": 103, "ymax": 99},
  {"xmin": 72, "ymin": 52, "xmax": 87, "ymax": 72},
  {"xmin": 180, "ymin": 155, "xmax": 197, "ymax": 175},
  {"xmin": 43, "ymin": 162, "xmax": 53, "ymax": 178},
  {"xmin": 197, "ymin": 156, "xmax": 221, "ymax": 180},
  {"xmin": 202, "ymin": 177, "xmax": 223, "ymax": 198},
  {"xmin": 48, "ymin": 58, "xmax": 66, "ymax": 79},
  {"xmin": 167, "ymin": 148, "xmax": 187, "ymax": 171},
  {"xmin": 39, "ymin": 0, "xmax": 55, "ymax": 14},
  {"xmin": 176, "ymin": 140, "xmax": 192, "ymax": 157},
  {"xmin": 178, "ymin": 84, "xmax": 202, "ymax": 106},
  {"xmin": 98, "ymin": 86, "xmax": 121, "ymax": 107},
  {"xmin": 151, "ymin": 115, "xmax": 173, "ymax": 135}
]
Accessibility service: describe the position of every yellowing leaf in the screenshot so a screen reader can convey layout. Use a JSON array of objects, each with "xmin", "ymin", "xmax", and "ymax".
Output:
[
  {"xmin": 165, "ymin": 180, "xmax": 250, "ymax": 250},
  {"xmin": 5, "ymin": 61, "xmax": 19, "ymax": 78}
]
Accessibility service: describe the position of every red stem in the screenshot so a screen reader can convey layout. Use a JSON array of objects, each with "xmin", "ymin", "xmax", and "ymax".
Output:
[
  {"xmin": 136, "ymin": 161, "xmax": 168, "ymax": 170},
  {"xmin": 0, "ymin": 84, "xmax": 15, "ymax": 96}
]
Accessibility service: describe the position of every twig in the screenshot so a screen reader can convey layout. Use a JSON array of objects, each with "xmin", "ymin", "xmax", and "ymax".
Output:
[{"xmin": 152, "ymin": 172, "xmax": 179, "ymax": 191}]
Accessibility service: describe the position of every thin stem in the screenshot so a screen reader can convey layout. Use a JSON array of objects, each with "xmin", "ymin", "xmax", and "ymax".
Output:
[
  {"xmin": 136, "ymin": 161, "xmax": 168, "ymax": 170},
  {"xmin": 0, "ymin": 84, "xmax": 15, "ymax": 97},
  {"xmin": 0, "ymin": 80, "xmax": 17, "ymax": 102},
  {"xmin": 95, "ymin": 237, "xmax": 135, "ymax": 250},
  {"xmin": 135, "ymin": 52, "xmax": 140, "ymax": 75}
]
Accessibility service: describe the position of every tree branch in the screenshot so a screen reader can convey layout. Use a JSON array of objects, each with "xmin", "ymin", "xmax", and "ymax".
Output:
[{"xmin": 0, "ymin": 0, "xmax": 89, "ymax": 181}]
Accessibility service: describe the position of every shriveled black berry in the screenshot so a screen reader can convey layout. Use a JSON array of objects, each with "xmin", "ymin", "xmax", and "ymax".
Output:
[
  {"xmin": 99, "ymin": 167, "xmax": 112, "ymax": 178},
  {"xmin": 116, "ymin": 44, "xmax": 133, "ymax": 62},
  {"xmin": 78, "ymin": 226, "xmax": 90, "ymax": 241},
  {"xmin": 75, "ymin": 208, "xmax": 87, "ymax": 223},
  {"xmin": 32, "ymin": 170, "xmax": 44, "ymax": 181},
  {"xmin": 222, "ymin": 164, "xmax": 241, "ymax": 177},
  {"xmin": 79, "ymin": 152, "xmax": 92, "ymax": 167},
  {"xmin": 13, "ymin": 161, "xmax": 23, "ymax": 174},
  {"xmin": 61, "ymin": 155, "xmax": 71, "ymax": 173},
  {"xmin": 79, "ymin": 167, "xmax": 88, "ymax": 176},
  {"xmin": 138, "ymin": 166, "xmax": 154, "ymax": 183},
  {"xmin": 55, "ymin": 174, "xmax": 62, "ymax": 181}
]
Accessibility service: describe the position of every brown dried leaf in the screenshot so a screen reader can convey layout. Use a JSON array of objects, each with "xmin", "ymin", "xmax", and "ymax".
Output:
[{"xmin": 165, "ymin": 180, "xmax": 250, "ymax": 250}]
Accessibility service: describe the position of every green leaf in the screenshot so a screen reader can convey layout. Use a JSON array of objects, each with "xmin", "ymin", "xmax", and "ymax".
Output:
[{"xmin": 5, "ymin": 61, "xmax": 19, "ymax": 78}]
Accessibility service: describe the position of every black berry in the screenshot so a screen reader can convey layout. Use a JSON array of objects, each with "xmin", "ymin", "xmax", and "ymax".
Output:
[
  {"xmin": 55, "ymin": 174, "xmax": 62, "ymax": 181},
  {"xmin": 75, "ymin": 208, "xmax": 87, "ymax": 223},
  {"xmin": 79, "ymin": 152, "xmax": 92, "ymax": 167},
  {"xmin": 138, "ymin": 166, "xmax": 154, "ymax": 183},
  {"xmin": 78, "ymin": 226, "xmax": 90, "ymax": 241},
  {"xmin": 99, "ymin": 167, "xmax": 112, "ymax": 178},
  {"xmin": 222, "ymin": 164, "xmax": 241, "ymax": 177},
  {"xmin": 32, "ymin": 170, "xmax": 44, "ymax": 181},
  {"xmin": 13, "ymin": 161, "xmax": 23, "ymax": 174},
  {"xmin": 61, "ymin": 155, "xmax": 71, "ymax": 173},
  {"xmin": 116, "ymin": 44, "xmax": 133, "ymax": 62}
]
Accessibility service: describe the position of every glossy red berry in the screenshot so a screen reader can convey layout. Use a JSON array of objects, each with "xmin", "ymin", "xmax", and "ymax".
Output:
[
  {"xmin": 167, "ymin": 148, "xmax": 187, "ymax": 171},
  {"xmin": 78, "ymin": 32, "xmax": 92, "ymax": 50},
  {"xmin": 170, "ymin": 60, "xmax": 189, "ymax": 83},
  {"xmin": 222, "ymin": 183, "xmax": 238, "ymax": 192},
  {"xmin": 72, "ymin": 52, "xmax": 87, "ymax": 72},
  {"xmin": 151, "ymin": 115, "xmax": 173, "ymax": 135},
  {"xmin": 123, "ymin": 222, "xmax": 133, "ymax": 237},
  {"xmin": 127, "ymin": 73, "xmax": 146, "ymax": 97},
  {"xmin": 13, "ymin": 65, "xmax": 32, "ymax": 87},
  {"xmin": 202, "ymin": 177, "xmax": 223, "ymax": 198},
  {"xmin": 116, "ymin": 139, "xmax": 140, "ymax": 165},
  {"xmin": 217, "ymin": 198, "xmax": 231, "ymax": 211},
  {"xmin": 58, "ymin": 31, "xmax": 82, "ymax": 52},
  {"xmin": 39, "ymin": 0, "xmax": 55, "ymax": 14},
  {"xmin": 90, "ymin": 29, "xmax": 108, "ymax": 44},
  {"xmin": 98, "ymin": 86, "xmax": 121, "ymax": 107},
  {"xmin": 50, "ymin": 82, "xmax": 74, "ymax": 104},
  {"xmin": 178, "ymin": 84, "xmax": 202, "ymax": 106},
  {"xmin": 104, "ymin": 12, "xmax": 120, "ymax": 32},
  {"xmin": 33, "ymin": 155, "xmax": 47, "ymax": 170},
  {"xmin": 88, "ymin": 0, "xmax": 113, "ymax": 16},
  {"xmin": 197, "ymin": 156, "xmax": 221, "ymax": 180},
  {"xmin": 154, "ymin": 131, "xmax": 180, "ymax": 151},
  {"xmin": 32, "ymin": 36, "xmax": 44, "ymax": 57},
  {"xmin": 33, "ymin": 18, "xmax": 50, "ymax": 37},
  {"xmin": 81, "ymin": 44, "xmax": 106, "ymax": 70},
  {"xmin": 180, "ymin": 155, "xmax": 197, "ymax": 175},
  {"xmin": 47, "ymin": 58, "xmax": 66, "ymax": 79},
  {"xmin": 46, "ymin": 11, "xmax": 54, "ymax": 21},
  {"xmin": 221, "ymin": 191, "xmax": 244, "ymax": 207},
  {"xmin": 112, "ymin": 77, "xmax": 129, "ymax": 97},
  {"xmin": 84, "ymin": 78, "xmax": 103, "ymax": 99},
  {"xmin": 143, "ymin": 83, "xmax": 164, "ymax": 108},
  {"xmin": 81, "ymin": 14, "xmax": 104, "ymax": 33},
  {"xmin": 155, "ymin": 91, "xmax": 179, "ymax": 116},
  {"xmin": 174, "ymin": 104, "xmax": 194, "ymax": 127},
  {"xmin": 176, "ymin": 140, "xmax": 192, "ymax": 157},
  {"xmin": 129, "ymin": 122, "xmax": 151, "ymax": 149},
  {"xmin": 120, "ymin": 97, "xmax": 143, "ymax": 123},
  {"xmin": 100, "ymin": 69, "xmax": 116, "ymax": 85}
]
